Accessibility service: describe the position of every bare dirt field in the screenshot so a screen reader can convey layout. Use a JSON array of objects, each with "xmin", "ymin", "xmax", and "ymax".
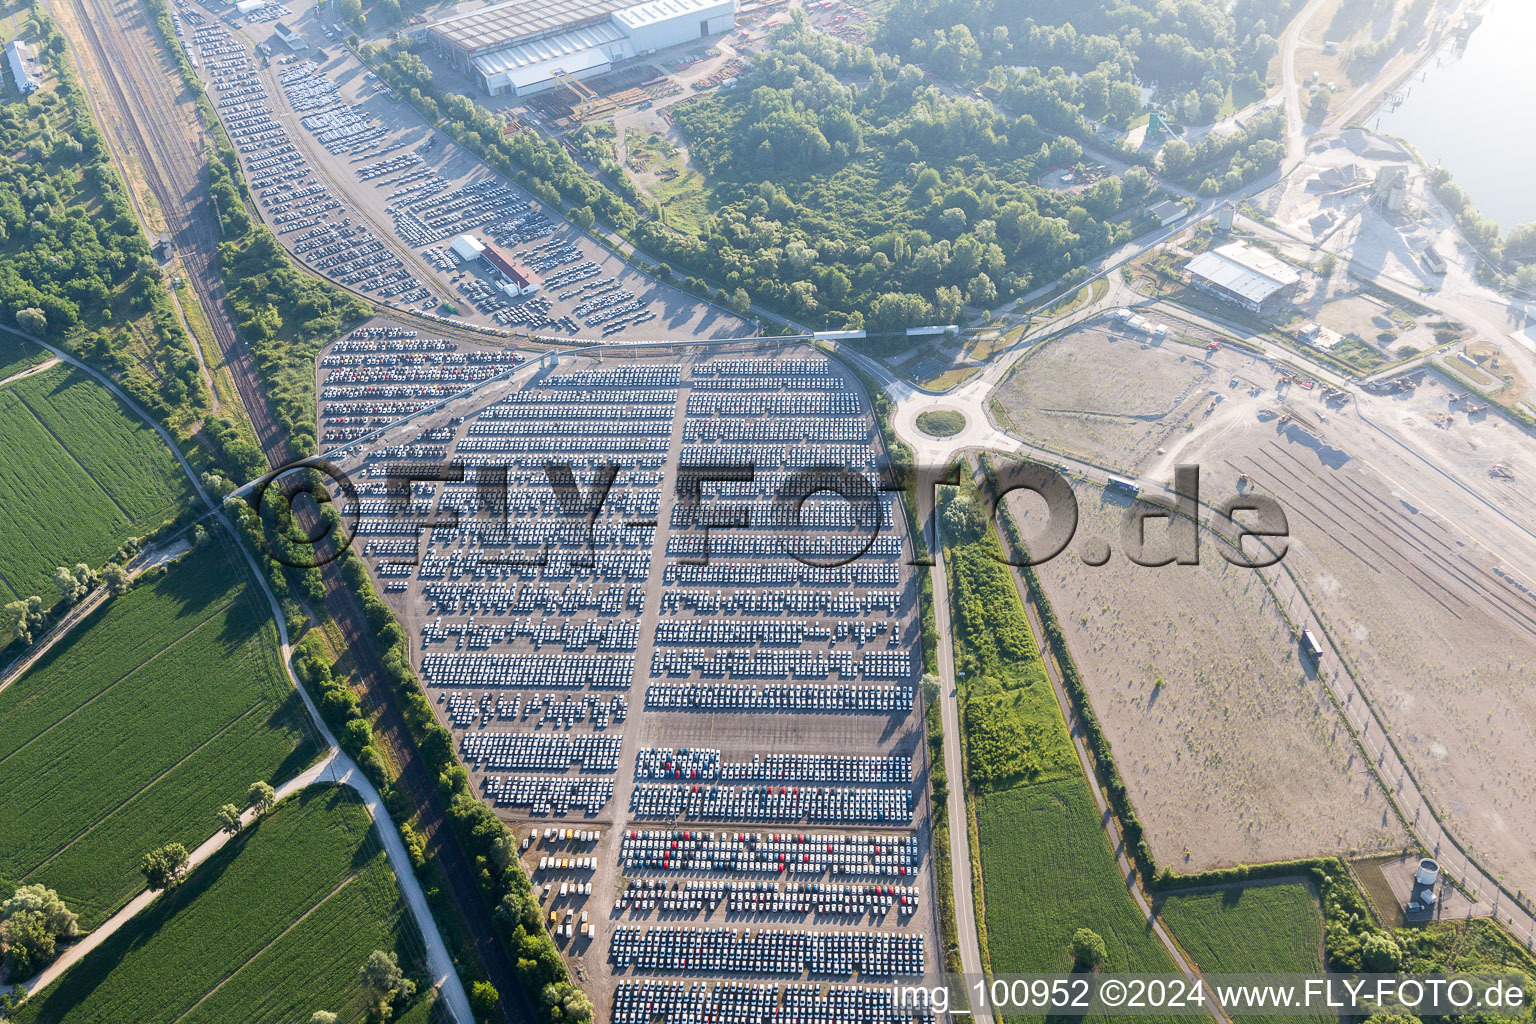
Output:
[
  {"xmin": 1167, "ymin": 367, "xmax": 1536, "ymax": 899},
  {"xmin": 1007, "ymin": 481, "xmax": 1404, "ymax": 871},
  {"xmin": 993, "ymin": 320, "xmax": 1273, "ymax": 474}
]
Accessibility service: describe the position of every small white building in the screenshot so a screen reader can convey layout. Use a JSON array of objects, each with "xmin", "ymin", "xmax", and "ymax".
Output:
[
  {"xmin": 451, "ymin": 233, "xmax": 486, "ymax": 262},
  {"xmin": 1148, "ymin": 199, "xmax": 1187, "ymax": 227},
  {"xmin": 272, "ymin": 21, "xmax": 306, "ymax": 49}
]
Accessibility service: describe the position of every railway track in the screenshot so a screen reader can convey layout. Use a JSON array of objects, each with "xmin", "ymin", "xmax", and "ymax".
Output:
[{"xmin": 56, "ymin": 1, "xmax": 531, "ymax": 1018}]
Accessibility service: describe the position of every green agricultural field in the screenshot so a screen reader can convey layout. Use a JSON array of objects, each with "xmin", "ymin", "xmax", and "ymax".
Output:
[
  {"xmin": 0, "ymin": 534, "xmax": 317, "ymax": 927},
  {"xmin": 14, "ymin": 786, "xmax": 436, "ymax": 1024},
  {"xmin": 0, "ymin": 365, "xmax": 194, "ymax": 604},
  {"xmin": 0, "ymin": 333, "xmax": 49, "ymax": 380},
  {"xmin": 1159, "ymin": 883, "xmax": 1328, "ymax": 1024},
  {"xmin": 977, "ymin": 778, "xmax": 1179, "ymax": 978}
]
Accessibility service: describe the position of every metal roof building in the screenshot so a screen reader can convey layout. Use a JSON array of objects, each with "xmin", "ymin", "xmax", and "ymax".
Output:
[
  {"xmin": 427, "ymin": 0, "xmax": 734, "ymax": 95},
  {"xmin": 1185, "ymin": 241, "xmax": 1301, "ymax": 316},
  {"xmin": 6, "ymin": 40, "xmax": 38, "ymax": 96}
]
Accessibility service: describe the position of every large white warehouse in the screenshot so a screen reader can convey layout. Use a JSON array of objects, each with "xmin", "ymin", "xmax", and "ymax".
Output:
[{"xmin": 427, "ymin": 0, "xmax": 734, "ymax": 97}]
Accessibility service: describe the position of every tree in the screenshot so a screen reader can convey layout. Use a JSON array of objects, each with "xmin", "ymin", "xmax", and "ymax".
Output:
[
  {"xmin": 376, "ymin": 0, "xmax": 400, "ymax": 22},
  {"xmin": 920, "ymin": 672, "xmax": 942, "ymax": 707},
  {"xmin": 1367, "ymin": 1013, "xmax": 1422, "ymax": 1024},
  {"xmin": 1070, "ymin": 927, "xmax": 1108, "ymax": 970},
  {"xmin": 309, "ymin": 1013, "xmax": 339, "ymax": 1024},
  {"xmin": 15, "ymin": 307, "xmax": 46, "ymax": 334},
  {"xmin": 1308, "ymin": 86, "xmax": 1333, "ymax": 124},
  {"xmin": 247, "ymin": 780, "xmax": 276, "ymax": 815},
  {"xmin": 139, "ymin": 843, "xmax": 190, "ymax": 891},
  {"xmin": 50, "ymin": 564, "xmax": 89, "ymax": 605},
  {"xmin": 541, "ymin": 981, "xmax": 594, "ymax": 1023},
  {"xmin": 937, "ymin": 207, "xmax": 968, "ymax": 237},
  {"xmin": 470, "ymin": 981, "xmax": 501, "ymax": 1023},
  {"xmin": 941, "ymin": 492, "xmax": 985, "ymax": 542},
  {"xmin": 966, "ymin": 272, "xmax": 997, "ymax": 309},
  {"xmin": 338, "ymin": 0, "xmax": 363, "ymax": 30},
  {"xmin": 216, "ymin": 803, "xmax": 243, "ymax": 835},
  {"xmin": 868, "ymin": 292, "xmax": 931, "ymax": 332},
  {"xmin": 1360, "ymin": 931, "xmax": 1402, "ymax": 972},
  {"xmin": 1, "ymin": 885, "xmax": 79, "ymax": 979},
  {"xmin": 932, "ymin": 285, "xmax": 965, "ymax": 325},
  {"xmin": 3, "ymin": 596, "xmax": 45, "ymax": 644},
  {"xmin": 360, "ymin": 950, "xmax": 417, "ymax": 1018},
  {"xmin": 102, "ymin": 562, "xmax": 130, "ymax": 596}
]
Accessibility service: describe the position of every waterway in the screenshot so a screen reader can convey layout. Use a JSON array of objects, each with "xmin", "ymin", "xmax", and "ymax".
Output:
[{"xmin": 1374, "ymin": 0, "xmax": 1536, "ymax": 232}]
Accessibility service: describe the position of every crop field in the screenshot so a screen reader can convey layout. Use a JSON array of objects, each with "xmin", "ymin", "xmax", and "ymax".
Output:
[
  {"xmin": 0, "ymin": 534, "xmax": 317, "ymax": 927},
  {"xmin": 0, "ymin": 333, "xmax": 49, "ymax": 380},
  {"xmin": 977, "ymin": 778, "xmax": 1180, "ymax": 1019},
  {"xmin": 1014, "ymin": 480, "xmax": 1401, "ymax": 870},
  {"xmin": 993, "ymin": 325, "xmax": 1217, "ymax": 473},
  {"xmin": 14, "ymin": 786, "xmax": 435, "ymax": 1024},
  {"xmin": 1160, "ymin": 883, "xmax": 1328, "ymax": 1024},
  {"xmin": 0, "ymin": 365, "xmax": 193, "ymax": 603}
]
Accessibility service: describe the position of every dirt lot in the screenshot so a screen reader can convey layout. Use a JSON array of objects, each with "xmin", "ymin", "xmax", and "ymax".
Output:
[
  {"xmin": 993, "ymin": 321, "xmax": 1272, "ymax": 474},
  {"xmin": 1163, "ymin": 367, "xmax": 1536, "ymax": 900},
  {"xmin": 1009, "ymin": 482, "xmax": 1404, "ymax": 871}
]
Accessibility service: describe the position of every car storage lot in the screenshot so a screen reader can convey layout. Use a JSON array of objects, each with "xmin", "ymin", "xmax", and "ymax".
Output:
[
  {"xmin": 328, "ymin": 342, "xmax": 939, "ymax": 1019},
  {"xmin": 184, "ymin": 9, "xmax": 754, "ymax": 343}
]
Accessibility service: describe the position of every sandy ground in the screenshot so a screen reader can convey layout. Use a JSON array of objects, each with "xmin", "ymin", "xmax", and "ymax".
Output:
[
  {"xmin": 1166, "ymin": 366, "xmax": 1536, "ymax": 899},
  {"xmin": 993, "ymin": 321, "xmax": 1276, "ymax": 474},
  {"xmin": 1011, "ymin": 481, "xmax": 1404, "ymax": 871}
]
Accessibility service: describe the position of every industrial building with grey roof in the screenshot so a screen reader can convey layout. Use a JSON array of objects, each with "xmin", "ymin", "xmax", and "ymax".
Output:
[{"xmin": 426, "ymin": 0, "xmax": 735, "ymax": 96}]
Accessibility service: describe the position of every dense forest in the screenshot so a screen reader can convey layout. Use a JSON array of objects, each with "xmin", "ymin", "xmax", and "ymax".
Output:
[
  {"xmin": 0, "ymin": 16, "xmax": 207, "ymax": 431},
  {"xmin": 661, "ymin": 21, "xmax": 1158, "ymax": 327},
  {"xmin": 879, "ymin": 0, "xmax": 1302, "ymax": 121}
]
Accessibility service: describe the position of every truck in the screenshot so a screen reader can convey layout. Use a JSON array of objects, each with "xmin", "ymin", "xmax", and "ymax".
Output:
[
  {"xmin": 1106, "ymin": 476, "xmax": 1139, "ymax": 497},
  {"xmin": 1301, "ymin": 628, "xmax": 1324, "ymax": 661}
]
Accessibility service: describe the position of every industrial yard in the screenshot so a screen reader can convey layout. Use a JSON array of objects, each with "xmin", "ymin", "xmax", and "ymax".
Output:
[
  {"xmin": 994, "ymin": 315, "xmax": 1536, "ymax": 903},
  {"xmin": 15, "ymin": 0, "xmax": 1536, "ymax": 1018},
  {"xmin": 323, "ymin": 339, "xmax": 940, "ymax": 1019},
  {"xmin": 1172, "ymin": 370, "xmax": 1536, "ymax": 902},
  {"xmin": 1014, "ymin": 480, "xmax": 1404, "ymax": 871},
  {"xmin": 176, "ymin": 0, "xmax": 754, "ymax": 342}
]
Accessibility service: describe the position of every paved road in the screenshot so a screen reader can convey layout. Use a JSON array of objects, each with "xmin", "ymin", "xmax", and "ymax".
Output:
[{"xmin": 926, "ymin": 543, "xmax": 994, "ymax": 1023}]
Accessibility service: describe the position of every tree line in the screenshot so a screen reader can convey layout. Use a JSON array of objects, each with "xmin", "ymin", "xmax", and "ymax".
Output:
[{"xmin": 0, "ymin": 15, "xmax": 207, "ymax": 433}]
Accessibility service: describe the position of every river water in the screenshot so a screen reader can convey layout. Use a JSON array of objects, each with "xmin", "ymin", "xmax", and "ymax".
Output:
[{"xmin": 1375, "ymin": 0, "xmax": 1536, "ymax": 232}]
